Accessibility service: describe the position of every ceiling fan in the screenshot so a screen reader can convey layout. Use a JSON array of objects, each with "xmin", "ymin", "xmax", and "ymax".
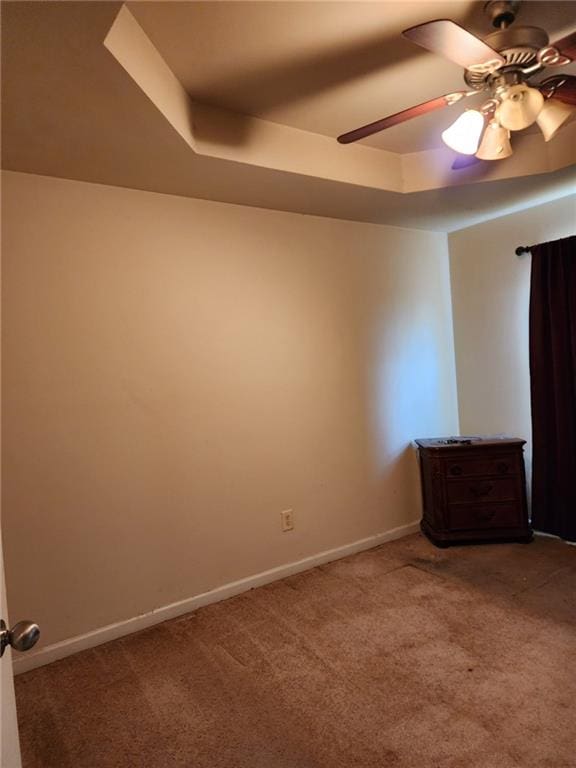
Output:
[{"xmin": 337, "ymin": 0, "xmax": 576, "ymax": 163}]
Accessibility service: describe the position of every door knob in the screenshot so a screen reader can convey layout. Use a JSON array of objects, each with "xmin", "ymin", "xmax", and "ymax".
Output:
[{"xmin": 0, "ymin": 619, "xmax": 40, "ymax": 657}]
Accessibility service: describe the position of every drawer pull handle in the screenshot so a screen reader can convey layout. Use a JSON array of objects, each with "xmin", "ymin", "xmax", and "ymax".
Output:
[
  {"xmin": 497, "ymin": 462, "xmax": 509, "ymax": 474},
  {"xmin": 469, "ymin": 482, "xmax": 494, "ymax": 498},
  {"xmin": 450, "ymin": 465, "xmax": 463, "ymax": 476}
]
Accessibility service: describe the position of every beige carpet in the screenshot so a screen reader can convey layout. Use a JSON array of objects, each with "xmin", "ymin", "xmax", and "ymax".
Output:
[{"xmin": 15, "ymin": 533, "xmax": 576, "ymax": 768}]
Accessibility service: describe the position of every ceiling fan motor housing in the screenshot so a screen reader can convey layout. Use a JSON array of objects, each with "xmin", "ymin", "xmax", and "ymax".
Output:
[{"xmin": 465, "ymin": 25, "xmax": 549, "ymax": 89}]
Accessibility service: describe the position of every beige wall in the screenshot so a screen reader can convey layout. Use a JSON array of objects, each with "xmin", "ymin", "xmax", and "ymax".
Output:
[
  {"xmin": 449, "ymin": 195, "xmax": 576, "ymax": 491},
  {"xmin": 1, "ymin": 171, "xmax": 458, "ymax": 647}
]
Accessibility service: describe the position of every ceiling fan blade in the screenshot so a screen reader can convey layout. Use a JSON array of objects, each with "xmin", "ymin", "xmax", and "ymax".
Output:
[
  {"xmin": 337, "ymin": 91, "xmax": 472, "ymax": 144},
  {"xmin": 539, "ymin": 74, "xmax": 576, "ymax": 106},
  {"xmin": 402, "ymin": 19, "xmax": 505, "ymax": 71},
  {"xmin": 451, "ymin": 155, "xmax": 482, "ymax": 170},
  {"xmin": 551, "ymin": 30, "xmax": 576, "ymax": 61}
]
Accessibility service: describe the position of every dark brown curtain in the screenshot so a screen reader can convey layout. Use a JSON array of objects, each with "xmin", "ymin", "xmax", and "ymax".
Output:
[{"xmin": 529, "ymin": 235, "xmax": 576, "ymax": 541}]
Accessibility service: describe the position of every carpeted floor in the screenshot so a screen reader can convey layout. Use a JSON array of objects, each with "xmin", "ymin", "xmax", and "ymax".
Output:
[{"xmin": 15, "ymin": 532, "xmax": 576, "ymax": 768}]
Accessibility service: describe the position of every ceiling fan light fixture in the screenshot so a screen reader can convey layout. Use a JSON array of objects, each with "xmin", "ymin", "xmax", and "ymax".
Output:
[
  {"xmin": 536, "ymin": 97, "xmax": 575, "ymax": 141},
  {"xmin": 441, "ymin": 109, "xmax": 485, "ymax": 155},
  {"xmin": 334, "ymin": 9, "xmax": 576, "ymax": 155},
  {"xmin": 496, "ymin": 85, "xmax": 545, "ymax": 131},
  {"xmin": 476, "ymin": 120, "xmax": 513, "ymax": 160}
]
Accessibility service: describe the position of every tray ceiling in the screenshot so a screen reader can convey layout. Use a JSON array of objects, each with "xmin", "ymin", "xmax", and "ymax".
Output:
[
  {"xmin": 129, "ymin": 1, "xmax": 576, "ymax": 152},
  {"xmin": 1, "ymin": 1, "xmax": 575, "ymax": 231}
]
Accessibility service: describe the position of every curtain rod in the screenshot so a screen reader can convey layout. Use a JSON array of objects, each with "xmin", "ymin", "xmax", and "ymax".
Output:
[{"xmin": 516, "ymin": 235, "xmax": 575, "ymax": 256}]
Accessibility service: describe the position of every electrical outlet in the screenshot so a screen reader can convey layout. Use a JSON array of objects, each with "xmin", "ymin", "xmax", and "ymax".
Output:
[{"xmin": 280, "ymin": 509, "xmax": 294, "ymax": 532}]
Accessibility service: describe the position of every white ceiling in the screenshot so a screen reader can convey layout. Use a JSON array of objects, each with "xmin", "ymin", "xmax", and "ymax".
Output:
[
  {"xmin": 129, "ymin": 1, "xmax": 576, "ymax": 152},
  {"xmin": 1, "ymin": 1, "xmax": 575, "ymax": 231}
]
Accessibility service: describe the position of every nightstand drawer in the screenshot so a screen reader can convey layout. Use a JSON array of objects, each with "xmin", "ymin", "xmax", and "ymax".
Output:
[
  {"xmin": 446, "ymin": 477, "xmax": 517, "ymax": 504},
  {"xmin": 448, "ymin": 503, "xmax": 522, "ymax": 531},
  {"xmin": 444, "ymin": 454, "xmax": 519, "ymax": 478}
]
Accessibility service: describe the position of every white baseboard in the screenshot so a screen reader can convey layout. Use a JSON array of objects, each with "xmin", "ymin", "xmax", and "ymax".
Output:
[{"xmin": 13, "ymin": 521, "xmax": 420, "ymax": 675}]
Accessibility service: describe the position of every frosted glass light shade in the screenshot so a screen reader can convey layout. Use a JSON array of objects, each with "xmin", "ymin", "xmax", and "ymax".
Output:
[
  {"xmin": 536, "ymin": 98, "xmax": 575, "ymax": 141},
  {"xmin": 441, "ymin": 110, "xmax": 485, "ymax": 155},
  {"xmin": 476, "ymin": 120, "xmax": 512, "ymax": 160},
  {"xmin": 496, "ymin": 85, "xmax": 544, "ymax": 130}
]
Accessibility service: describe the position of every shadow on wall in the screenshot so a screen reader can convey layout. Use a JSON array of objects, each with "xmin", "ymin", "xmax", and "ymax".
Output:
[{"xmin": 354, "ymin": 246, "xmax": 456, "ymax": 530}]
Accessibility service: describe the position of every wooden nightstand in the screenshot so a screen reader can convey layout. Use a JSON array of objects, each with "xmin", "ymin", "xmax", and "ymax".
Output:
[{"xmin": 415, "ymin": 436, "xmax": 532, "ymax": 547}]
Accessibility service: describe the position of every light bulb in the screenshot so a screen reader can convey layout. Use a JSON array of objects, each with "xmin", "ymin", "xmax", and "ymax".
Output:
[
  {"xmin": 476, "ymin": 120, "xmax": 513, "ymax": 160},
  {"xmin": 496, "ymin": 85, "xmax": 544, "ymax": 130},
  {"xmin": 536, "ymin": 98, "xmax": 575, "ymax": 141},
  {"xmin": 441, "ymin": 110, "xmax": 485, "ymax": 155}
]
